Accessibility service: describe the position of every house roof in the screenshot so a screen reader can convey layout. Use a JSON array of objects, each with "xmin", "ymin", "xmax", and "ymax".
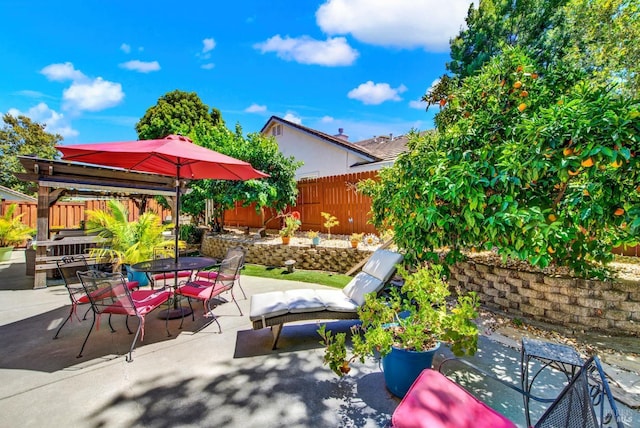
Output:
[
  {"xmin": 355, "ymin": 134, "xmax": 411, "ymax": 161},
  {"xmin": 0, "ymin": 185, "xmax": 37, "ymax": 202},
  {"xmin": 261, "ymin": 116, "xmax": 382, "ymax": 162}
]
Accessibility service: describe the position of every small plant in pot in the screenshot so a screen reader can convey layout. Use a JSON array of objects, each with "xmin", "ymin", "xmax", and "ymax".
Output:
[
  {"xmin": 349, "ymin": 232, "xmax": 363, "ymax": 248},
  {"xmin": 279, "ymin": 211, "xmax": 301, "ymax": 244},
  {"xmin": 307, "ymin": 230, "xmax": 321, "ymax": 246},
  {"xmin": 319, "ymin": 264, "xmax": 479, "ymax": 397},
  {"xmin": 0, "ymin": 203, "xmax": 36, "ymax": 262}
]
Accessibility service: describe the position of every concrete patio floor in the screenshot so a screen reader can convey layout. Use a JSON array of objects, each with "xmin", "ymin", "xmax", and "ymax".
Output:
[{"xmin": 1, "ymin": 250, "xmax": 638, "ymax": 427}]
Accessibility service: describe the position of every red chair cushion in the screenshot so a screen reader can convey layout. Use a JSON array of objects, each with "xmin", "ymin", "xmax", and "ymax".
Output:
[
  {"xmin": 196, "ymin": 271, "xmax": 238, "ymax": 281},
  {"xmin": 176, "ymin": 280, "xmax": 230, "ymax": 301},
  {"xmin": 104, "ymin": 289, "xmax": 172, "ymax": 316},
  {"xmin": 76, "ymin": 280, "xmax": 139, "ymax": 304},
  {"xmin": 391, "ymin": 369, "xmax": 516, "ymax": 428},
  {"xmin": 153, "ymin": 271, "xmax": 191, "ymax": 280}
]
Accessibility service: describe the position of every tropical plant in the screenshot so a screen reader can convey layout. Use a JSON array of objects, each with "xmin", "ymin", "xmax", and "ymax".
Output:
[
  {"xmin": 279, "ymin": 211, "xmax": 301, "ymax": 237},
  {"xmin": 321, "ymin": 212, "xmax": 339, "ymax": 239},
  {"xmin": 319, "ymin": 264, "xmax": 479, "ymax": 377},
  {"xmin": 0, "ymin": 204, "xmax": 36, "ymax": 247},
  {"xmin": 85, "ymin": 200, "xmax": 176, "ymax": 267}
]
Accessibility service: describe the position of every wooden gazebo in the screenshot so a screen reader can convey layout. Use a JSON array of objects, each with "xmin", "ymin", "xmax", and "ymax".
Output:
[{"xmin": 16, "ymin": 155, "xmax": 183, "ymax": 288}]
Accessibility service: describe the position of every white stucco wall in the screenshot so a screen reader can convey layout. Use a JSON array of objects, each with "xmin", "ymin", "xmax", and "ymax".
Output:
[{"xmin": 266, "ymin": 123, "xmax": 386, "ymax": 179}]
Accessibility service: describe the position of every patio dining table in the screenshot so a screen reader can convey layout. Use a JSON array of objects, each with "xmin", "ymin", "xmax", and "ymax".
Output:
[{"xmin": 130, "ymin": 256, "xmax": 218, "ymax": 319}]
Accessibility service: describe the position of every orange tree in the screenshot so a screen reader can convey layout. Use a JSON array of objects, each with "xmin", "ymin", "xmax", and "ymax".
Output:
[{"xmin": 360, "ymin": 48, "xmax": 639, "ymax": 278}]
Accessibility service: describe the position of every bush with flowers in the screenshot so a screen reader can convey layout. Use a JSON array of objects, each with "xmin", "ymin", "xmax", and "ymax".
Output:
[{"xmin": 279, "ymin": 211, "xmax": 301, "ymax": 237}]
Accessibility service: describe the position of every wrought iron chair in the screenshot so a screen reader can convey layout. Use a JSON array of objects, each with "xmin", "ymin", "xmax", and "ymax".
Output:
[
  {"xmin": 394, "ymin": 355, "xmax": 624, "ymax": 428},
  {"xmin": 194, "ymin": 246, "xmax": 247, "ymax": 299},
  {"xmin": 149, "ymin": 245, "xmax": 192, "ymax": 288},
  {"xmin": 76, "ymin": 270, "xmax": 172, "ymax": 362},
  {"xmin": 175, "ymin": 252, "xmax": 244, "ymax": 333},
  {"xmin": 54, "ymin": 255, "xmax": 139, "ymax": 339}
]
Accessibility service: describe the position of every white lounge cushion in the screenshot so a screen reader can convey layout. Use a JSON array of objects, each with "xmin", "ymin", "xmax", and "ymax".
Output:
[
  {"xmin": 361, "ymin": 249, "xmax": 404, "ymax": 282},
  {"xmin": 341, "ymin": 272, "xmax": 383, "ymax": 306},
  {"xmin": 315, "ymin": 289, "xmax": 359, "ymax": 313},
  {"xmin": 250, "ymin": 291, "xmax": 290, "ymax": 321},
  {"xmin": 284, "ymin": 289, "xmax": 327, "ymax": 313}
]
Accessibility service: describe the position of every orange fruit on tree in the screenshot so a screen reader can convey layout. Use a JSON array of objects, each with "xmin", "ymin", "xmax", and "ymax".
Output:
[
  {"xmin": 531, "ymin": 73, "xmax": 538, "ymax": 79},
  {"xmin": 548, "ymin": 214, "xmax": 557, "ymax": 222},
  {"xmin": 581, "ymin": 158, "xmax": 594, "ymax": 167},
  {"xmin": 610, "ymin": 160, "xmax": 622, "ymax": 168},
  {"xmin": 547, "ymin": 246, "xmax": 556, "ymax": 254},
  {"xmin": 582, "ymin": 189, "xmax": 590, "ymax": 196},
  {"xmin": 439, "ymin": 99, "xmax": 446, "ymax": 107},
  {"xmin": 518, "ymin": 103, "xmax": 527, "ymax": 112},
  {"xmin": 563, "ymin": 147, "xmax": 574, "ymax": 156},
  {"xmin": 520, "ymin": 90, "xmax": 528, "ymax": 97},
  {"xmin": 513, "ymin": 81, "xmax": 523, "ymax": 89},
  {"xmin": 568, "ymin": 169, "xmax": 580, "ymax": 176},
  {"xmin": 614, "ymin": 208, "xmax": 625, "ymax": 216},
  {"xmin": 516, "ymin": 65, "xmax": 524, "ymax": 72}
]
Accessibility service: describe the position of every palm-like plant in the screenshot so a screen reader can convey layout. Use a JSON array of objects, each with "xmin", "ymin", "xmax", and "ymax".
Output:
[
  {"xmin": 0, "ymin": 204, "xmax": 36, "ymax": 247},
  {"xmin": 85, "ymin": 200, "xmax": 175, "ymax": 268}
]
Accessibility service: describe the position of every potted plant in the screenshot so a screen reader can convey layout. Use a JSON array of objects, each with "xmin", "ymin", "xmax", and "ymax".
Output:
[
  {"xmin": 319, "ymin": 264, "xmax": 479, "ymax": 397},
  {"xmin": 307, "ymin": 230, "xmax": 321, "ymax": 246},
  {"xmin": 321, "ymin": 212, "xmax": 339, "ymax": 240},
  {"xmin": 349, "ymin": 232, "xmax": 363, "ymax": 248},
  {"xmin": 279, "ymin": 211, "xmax": 301, "ymax": 245},
  {"xmin": 85, "ymin": 200, "xmax": 175, "ymax": 286},
  {"xmin": 0, "ymin": 204, "xmax": 36, "ymax": 262}
]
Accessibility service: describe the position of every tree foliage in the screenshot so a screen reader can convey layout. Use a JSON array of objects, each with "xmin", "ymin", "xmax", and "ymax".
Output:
[
  {"xmin": 135, "ymin": 90, "xmax": 225, "ymax": 140},
  {"xmin": 182, "ymin": 123, "xmax": 301, "ymax": 228},
  {"xmin": 362, "ymin": 48, "xmax": 639, "ymax": 278},
  {"xmin": 0, "ymin": 114, "xmax": 61, "ymax": 195}
]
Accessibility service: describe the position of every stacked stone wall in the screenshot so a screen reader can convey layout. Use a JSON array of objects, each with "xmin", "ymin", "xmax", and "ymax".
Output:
[
  {"xmin": 449, "ymin": 261, "xmax": 640, "ymax": 336},
  {"xmin": 201, "ymin": 235, "xmax": 372, "ymax": 274}
]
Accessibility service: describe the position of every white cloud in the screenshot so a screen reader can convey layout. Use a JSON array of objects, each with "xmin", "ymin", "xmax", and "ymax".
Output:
[
  {"xmin": 284, "ymin": 112, "xmax": 302, "ymax": 124},
  {"xmin": 245, "ymin": 103, "xmax": 267, "ymax": 113},
  {"xmin": 201, "ymin": 63, "xmax": 215, "ymax": 70},
  {"xmin": 63, "ymin": 78, "xmax": 124, "ymax": 112},
  {"xmin": 348, "ymin": 81, "xmax": 407, "ymax": 105},
  {"xmin": 8, "ymin": 103, "xmax": 78, "ymax": 138},
  {"xmin": 254, "ymin": 35, "xmax": 358, "ymax": 66},
  {"xmin": 40, "ymin": 62, "xmax": 86, "ymax": 82},
  {"xmin": 119, "ymin": 60, "xmax": 161, "ymax": 73},
  {"xmin": 120, "ymin": 43, "xmax": 131, "ymax": 54},
  {"xmin": 202, "ymin": 38, "xmax": 216, "ymax": 53},
  {"xmin": 321, "ymin": 115, "xmax": 334, "ymax": 123},
  {"xmin": 409, "ymin": 99, "xmax": 427, "ymax": 109},
  {"xmin": 316, "ymin": 0, "xmax": 473, "ymax": 51}
]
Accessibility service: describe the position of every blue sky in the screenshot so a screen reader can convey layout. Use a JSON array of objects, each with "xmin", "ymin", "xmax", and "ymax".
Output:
[{"xmin": 1, "ymin": 0, "xmax": 473, "ymax": 145}]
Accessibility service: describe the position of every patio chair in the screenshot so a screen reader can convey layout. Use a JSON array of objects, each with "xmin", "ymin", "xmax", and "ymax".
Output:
[
  {"xmin": 391, "ymin": 356, "xmax": 623, "ymax": 427},
  {"xmin": 249, "ymin": 248, "xmax": 404, "ymax": 349},
  {"xmin": 53, "ymin": 255, "xmax": 139, "ymax": 339},
  {"xmin": 76, "ymin": 270, "xmax": 172, "ymax": 362},
  {"xmin": 194, "ymin": 246, "xmax": 247, "ymax": 299},
  {"xmin": 149, "ymin": 245, "xmax": 193, "ymax": 288},
  {"xmin": 175, "ymin": 252, "xmax": 244, "ymax": 333}
]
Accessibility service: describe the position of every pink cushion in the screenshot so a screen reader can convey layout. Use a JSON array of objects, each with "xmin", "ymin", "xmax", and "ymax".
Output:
[
  {"xmin": 153, "ymin": 271, "xmax": 191, "ymax": 280},
  {"xmin": 391, "ymin": 369, "xmax": 516, "ymax": 428},
  {"xmin": 76, "ymin": 280, "xmax": 139, "ymax": 304},
  {"xmin": 196, "ymin": 271, "xmax": 238, "ymax": 281},
  {"xmin": 104, "ymin": 289, "xmax": 172, "ymax": 316},
  {"xmin": 176, "ymin": 280, "xmax": 230, "ymax": 301}
]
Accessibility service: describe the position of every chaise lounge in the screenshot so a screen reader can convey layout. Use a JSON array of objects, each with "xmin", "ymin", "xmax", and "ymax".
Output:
[{"xmin": 249, "ymin": 249, "xmax": 404, "ymax": 349}]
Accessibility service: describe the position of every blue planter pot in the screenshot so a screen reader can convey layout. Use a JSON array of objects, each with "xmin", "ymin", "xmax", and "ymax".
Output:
[
  {"xmin": 382, "ymin": 342, "xmax": 441, "ymax": 398},
  {"xmin": 125, "ymin": 265, "xmax": 149, "ymax": 287}
]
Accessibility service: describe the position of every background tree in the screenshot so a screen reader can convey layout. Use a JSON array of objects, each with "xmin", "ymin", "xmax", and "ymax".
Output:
[
  {"xmin": 183, "ymin": 123, "xmax": 301, "ymax": 231},
  {"xmin": 136, "ymin": 90, "xmax": 301, "ymax": 230},
  {"xmin": 135, "ymin": 90, "xmax": 225, "ymax": 140},
  {"xmin": 0, "ymin": 114, "xmax": 61, "ymax": 195}
]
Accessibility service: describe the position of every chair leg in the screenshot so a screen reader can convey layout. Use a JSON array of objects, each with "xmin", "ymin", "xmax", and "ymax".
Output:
[
  {"xmin": 126, "ymin": 315, "xmax": 143, "ymax": 363},
  {"xmin": 82, "ymin": 306, "xmax": 91, "ymax": 320},
  {"xmin": 231, "ymin": 289, "xmax": 242, "ymax": 316},
  {"xmin": 205, "ymin": 299, "xmax": 222, "ymax": 333},
  {"xmin": 77, "ymin": 312, "xmax": 97, "ymax": 358},
  {"xmin": 107, "ymin": 314, "xmax": 116, "ymax": 333},
  {"xmin": 53, "ymin": 308, "xmax": 73, "ymax": 339},
  {"xmin": 271, "ymin": 324, "xmax": 283, "ymax": 350},
  {"xmin": 125, "ymin": 315, "xmax": 133, "ymax": 334},
  {"xmin": 236, "ymin": 278, "xmax": 247, "ymax": 300}
]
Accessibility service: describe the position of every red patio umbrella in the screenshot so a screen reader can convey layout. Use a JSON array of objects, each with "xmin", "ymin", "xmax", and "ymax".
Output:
[{"xmin": 57, "ymin": 134, "xmax": 268, "ymax": 262}]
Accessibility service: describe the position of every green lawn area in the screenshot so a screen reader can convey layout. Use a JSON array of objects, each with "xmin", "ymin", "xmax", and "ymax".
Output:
[{"xmin": 241, "ymin": 263, "xmax": 352, "ymax": 289}]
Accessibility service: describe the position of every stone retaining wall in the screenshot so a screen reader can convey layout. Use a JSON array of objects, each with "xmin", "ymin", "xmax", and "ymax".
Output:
[
  {"xmin": 201, "ymin": 235, "xmax": 373, "ymax": 273},
  {"xmin": 449, "ymin": 261, "xmax": 640, "ymax": 336}
]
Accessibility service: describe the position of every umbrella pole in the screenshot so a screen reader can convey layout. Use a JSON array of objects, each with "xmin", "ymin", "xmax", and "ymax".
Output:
[{"xmin": 174, "ymin": 166, "xmax": 181, "ymax": 264}]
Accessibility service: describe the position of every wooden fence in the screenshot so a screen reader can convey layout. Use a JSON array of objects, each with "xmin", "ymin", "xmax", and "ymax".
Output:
[
  {"xmin": 223, "ymin": 171, "xmax": 380, "ymax": 235},
  {"xmin": 1, "ymin": 199, "xmax": 172, "ymax": 233}
]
